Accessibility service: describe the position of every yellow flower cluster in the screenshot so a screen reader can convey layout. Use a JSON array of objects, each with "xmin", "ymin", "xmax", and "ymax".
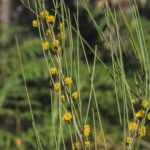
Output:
[
  {"xmin": 32, "ymin": 20, "xmax": 40, "ymax": 28},
  {"xmin": 58, "ymin": 22, "xmax": 63, "ymax": 30},
  {"xmin": 39, "ymin": 9, "xmax": 55, "ymax": 24},
  {"xmin": 131, "ymin": 99, "xmax": 136, "ymax": 104},
  {"xmin": 61, "ymin": 95, "xmax": 66, "ymax": 102},
  {"xmin": 138, "ymin": 126, "xmax": 146, "ymax": 137},
  {"xmin": 46, "ymin": 15, "xmax": 55, "ymax": 24},
  {"xmin": 57, "ymin": 32, "xmax": 66, "ymax": 40},
  {"xmin": 54, "ymin": 82, "xmax": 61, "ymax": 91},
  {"xmin": 141, "ymin": 99, "xmax": 149, "ymax": 109},
  {"xmin": 135, "ymin": 109, "xmax": 145, "ymax": 119},
  {"xmin": 62, "ymin": 112, "xmax": 72, "ymax": 122},
  {"xmin": 72, "ymin": 91, "xmax": 79, "ymax": 100},
  {"xmin": 129, "ymin": 122, "xmax": 137, "ymax": 131},
  {"xmin": 32, "ymin": 10, "xmax": 65, "ymax": 56},
  {"xmin": 72, "ymin": 143, "xmax": 80, "ymax": 150},
  {"xmin": 126, "ymin": 122, "xmax": 137, "ymax": 145},
  {"xmin": 131, "ymin": 98, "xmax": 149, "ymax": 109},
  {"xmin": 83, "ymin": 124, "xmax": 90, "ymax": 137},
  {"xmin": 50, "ymin": 67, "xmax": 57, "ymax": 75},
  {"xmin": 40, "ymin": 10, "xmax": 49, "ymax": 18},
  {"xmin": 126, "ymin": 98, "xmax": 149, "ymax": 146},
  {"xmin": 131, "ymin": 99, "xmax": 149, "ymax": 119},
  {"xmin": 125, "ymin": 137, "xmax": 133, "ymax": 145},
  {"xmin": 32, "ymin": 10, "xmax": 55, "ymax": 29},
  {"xmin": 147, "ymin": 113, "xmax": 150, "ymax": 120},
  {"xmin": 42, "ymin": 41, "xmax": 50, "ymax": 50},
  {"xmin": 65, "ymin": 77, "xmax": 73, "ymax": 85},
  {"xmin": 32, "ymin": 8, "xmax": 84, "ymax": 148},
  {"xmin": 34, "ymin": 9, "xmax": 87, "ymax": 148},
  {"xmin": 72, "ymin": 140, "xmax": 90, "ymax": 149},
  {"xmin": 57, "ymin": 23, "xmax": 66, "ymax": 41},
  {"xmin": 53, "ymin": 39, "xmax": 60, "ymax": 48},
  {"xmin": 56, "ymin": 47, "xmax": 62, "ymax": 54},
  {"xmin": 46, "ymin": 29, "xmax": 51, "ymax": 36},
  {"xmin": 84, "ymin": 140, "xmax": 90, "ymax": 146}
]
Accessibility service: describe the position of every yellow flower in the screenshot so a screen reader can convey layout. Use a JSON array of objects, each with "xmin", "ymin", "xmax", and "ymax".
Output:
[
  {"xmin": 72, "ymin": 143, "xmax": 80, "ymax": 150},
  {"xmin": 54, "ymin": 82, "xmax": 61, "ymax": 91},
  {"xmin": 131, "ymin": 99, "xmax": 136, "ymax": 104},
  {"xmin": 42, "ymin": 41, "xmax": 50, "ymax": 50},
  {"xmin": 32, "ymin": 20, "xmax": 40, "ymax": 28},
  {"xmin": 125, "ymin": 137, "xmax": 133, "ymax": 145},
  {"xmin": 57, "ymin": 32, "xmax": 66, "ymax": 40},
  {"xmin": 135, "ymin": 109, "xmax": 145, "ymax": 119},
  {"xmin": 50, "ymin": 67, "xmax": 57, "ymax": 75},
  {"xmin": 129, "ymin": 122, "xmax": 137, "ymax": 131},
  {"xmin": 72, "ymin": 91, "xmax": 79, "ymax": 100},
  {"xmin": 147, "ymin": 113, "xmax": 150, "ymax": 120},
  {"xmin": 46, "ymin": 15, "xmax": 55, "ymax": 24},
  {"xmin": 84, "ymin": 140, "xmax": 90, "ymax": 146},
  {"xmin": 65, "ymin": 77, "xmax": 73, "ymax": 85},
  {"xmin": 46, "ymin": 29, "xmax": 51, "ymax": 36},
  {"xmin": 62, "ymin": 112, "xmax": 72, "ymax": 122},
  {"xmin": 61, "ymin": 95, "xmax": 66, "ymax": 102},
  {"xmin": 83, "ymin": 124, "xmax": 90, "ymax": 137},
  {"xmin": 56, "ymin": 47, "xmax": 62, "ymax": 54},
  {"xmin": 53, "ymin": 39, "xmax": 60, "ymax": 48},
  {"xmin": 58, "ymin": 22, "xmax": 63, "ymax": 30},
  {"xmin": 138, "ymin": 126, "xmax": 146, "ymax": 137},
  {"xmin": 40, "ymin": 10, "xmax": 49, "ymax": 18},
  {"xmin": 141, "ymin": 99, "xmax": 149, "ymax": 109}
]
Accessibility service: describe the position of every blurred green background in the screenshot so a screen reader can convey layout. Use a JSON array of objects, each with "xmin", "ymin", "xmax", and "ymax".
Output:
[{"xmin": 0, "ymin": 0, "xmax": 150, "ymax": 149}]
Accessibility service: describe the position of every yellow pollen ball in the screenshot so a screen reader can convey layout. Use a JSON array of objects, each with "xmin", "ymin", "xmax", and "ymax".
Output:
[
  {"xmin": 56, "ymin": 47, "xmax": 62, "ymax": 54},
  {"xmin": 53, "ymin": 39, "xmax": 60, "ymax": 48},
  {"xmin": 42, "ymin": 41, "xmax": 50, "ymax": 50},
  {"xmin": 54, "ymin": 82, "xmax": 61, "ymax": 91},
  {"xmin": 40, "ymin": 10, "xmax": 49, "ymax": 18},
  {"xmin": 83, "ymin": 125, "xmax": 90, "ymax": 137},
  {"xmin": 32, "ymin": 20, "xmax": 40, "ymax": 28},
  {"xmin": 141, "ymin": 99, "xmax": 149, "ymax": 109},
  {"xmin": 50, "ymin": 67, "xmax": 57, "ymax": 75},
  {"xmin": 139, "ymin": 126, "xmax": 146, "ymax": 137},
  {"xmin": 46, "ymin": 29, "xmax": 51, "ymax": 36},
  {"xmin": 129, "ymin": 122, "xmax": 137, "ymax": 131},
  {"xmin": 57, "ymin": 32, "xmax": 66, "ymax": 40},
  {"xmin": 62, "ymin": 112, "xmax": 72, "ymax": 122},
  {"xmin": 125, "ymin": 137, "xmax": 133, "ymax": 145},
  {"xmin": 58, "ymin": 23, "xmax": 63, "ymax": 30},
  {"xmin": 72, "ymin": 91, "xmax": 79, "ymax": 100},
  {"xmin": 72, "ymin": 143, "xmax": 80, "ymax": 150},
  {"xmin": 135, "ymin": 109, "xmax": 145, "ymax": 119},
  {"xmin": 147, "ymin": 113, "xmax": 150, "ymax": 120},
  {"xmin": 65, "ymin": 77, "xmax": 73, "ymax": 85},
  {"xmin": 46, "ymin": 15, "xmax": 55, "ymax": 24},
  {"xmin": 61, "ymin": 95, "xmax": 66, "ymax": 102},
  {"xmin": 131, "ymin": 99, "xmax": 136, "ymax": 104}
]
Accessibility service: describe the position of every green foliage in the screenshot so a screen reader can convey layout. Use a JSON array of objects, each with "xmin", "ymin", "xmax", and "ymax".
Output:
[
  {"xmin": 1, "ymin": 0, "xmax": 150, "ymax": 149},
  {"xmin": 0, "ymin": 38, "xmax": 51, "ymax": 149}
]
